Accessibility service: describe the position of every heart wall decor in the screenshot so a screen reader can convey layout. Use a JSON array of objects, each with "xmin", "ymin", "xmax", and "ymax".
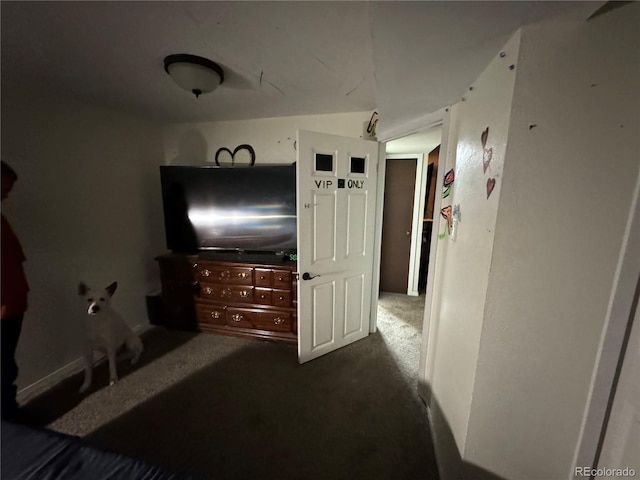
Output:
[
  {"xmin": 486, "ymin": 178, "xmax": 496, "ymax": 199},
  {"xmin": 215, "ymin": 144, "xmax": 256, "ymax": 166},
  {"xmin": 482, "ymin": 147, "xmax": 493, "ymax": 173},
  {"xmin": 440, "ymin": 205, "xmax": 453, "ymax": 231},
  {"xmin": 481, "ymin": 126, "xmax": 493, "ymax": 173},
  {"xmin": 481, "ymin": 126, "xmax": 489, "ymax": 148},
  {"xmin": 443, "ymin": 169, "xmax": 455, "ymax": 188}
]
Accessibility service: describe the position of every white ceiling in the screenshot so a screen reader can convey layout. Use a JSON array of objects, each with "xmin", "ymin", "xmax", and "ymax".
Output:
[
  {"xmin": 386, "ymin": 125, "xmax": 442, "ymax": 155},
  {"xmin": 1, "ymin": 1, "xmax": 601, "ymax": 128}
]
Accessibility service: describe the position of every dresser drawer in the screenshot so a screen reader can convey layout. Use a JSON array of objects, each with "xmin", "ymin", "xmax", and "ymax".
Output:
[
  {"xmin": 226, "ymin": 308, "xmax": 292, "ymax": 333},
  {"xmin": 195, "ymin": 263, "xmax": 253, "ymax": 285},
  {"xmin": 253, "ymin": 288, "xmax": 291, "ymax": 307},
  {"xmin": 254, "ymin": 268, "xmax": 292, "ymax": 288},
  {"xmin": 254, "ymin": 287, "xmax": 272, "ymax": 305},
  {"xmin": 200, "ymin": 284, "xmax": 254, "ymax": 304},
  {"xmin": 254, "ymin": 268, "xmax": 272, "ymax": 287},
  {"xmin": 272, "ymin": 270, "xmax": 292, "ymax": 289},
  {"xmin": 195, "ymin": 303, "xmax": 226, "ymax": 326},
  {"xmin": 272, "ymin": 289, "xmax": 291, "ymax": 307}
]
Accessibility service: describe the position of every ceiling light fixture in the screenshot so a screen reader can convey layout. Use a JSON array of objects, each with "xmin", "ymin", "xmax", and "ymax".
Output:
[{"xmin": 164, "ymin": 54, "xmax": 225, "ymax": 98}]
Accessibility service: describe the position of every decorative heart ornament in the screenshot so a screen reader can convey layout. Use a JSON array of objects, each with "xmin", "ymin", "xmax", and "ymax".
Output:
[
  {"xmin": 486, "ymin": 178, "xmax": 496, "ymax": 199},
  {"xmin": 481, "ymin": 126, "xmax": 489, "ymax": 148},
  {"xmin": 443, "ymin": 169, "xmax": 455, "ymax": 188},
  {"xmin": 482, "ymin": 147, "xmax": 493, "ymax": 173},
  {"xmin": 215, "ymin": 144, "xmax": 256, "ymax": 166},
  {"xmin": 440, "ymin": 205, "xmax": 453, "ymax": 230}
]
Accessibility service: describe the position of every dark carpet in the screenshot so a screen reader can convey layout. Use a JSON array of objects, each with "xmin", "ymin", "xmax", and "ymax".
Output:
[{"xmin": 22, "ymin": 293, "xmax": 439, "ymax": 480}]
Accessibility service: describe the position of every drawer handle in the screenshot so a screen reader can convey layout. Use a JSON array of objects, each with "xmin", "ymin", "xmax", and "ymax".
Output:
[
  {"xmin": 278, "ymin": 296, "xmax": 284, "ymax": 300},
  {"xmin": 201, "ymin": 269, "xmax": 211, "ymax": 277},
  {"xmin": 277, "ymin": 276, "xmax": 284, "ymax": 281},
  {"xmin": 260, "ymin": 294, "xmax": 266, "ymax": 299},
  {"xmin": 239, "ymin": 290, "xmax": 249, "ymax": 298},
  {"xmin": 203, "ymin": 286, "xmax": 212, "ymax": 295},
  {"xmin": 211, "ymin": 311, "xmax": 221, "ymax": 319},
  {"xmin": 231, "ymin": 313, "xmax": 243, "ymax": 322},
  {"xmin": 274, "ymin": 317, "xmax": 285, "ymax": 325},
  {"xmin": 221, "ymin": 288, "xmax": 232, "ymax": 298},
  {"xmin": 220, "ymin": 270, "xmax": 231, "ymax": 279},
  {"xmin": 238, "ymin": 272, "xmax": 249, "ymax": 279},
  {"xmin": 260, "ymin": 275, "xmax": 266, "ymax": 280}
]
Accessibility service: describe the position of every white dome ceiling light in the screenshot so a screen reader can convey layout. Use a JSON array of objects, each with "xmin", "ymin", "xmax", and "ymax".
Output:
[{"xmin": 164, "ymin": 54, "xmax": 225, "ymax": 98}]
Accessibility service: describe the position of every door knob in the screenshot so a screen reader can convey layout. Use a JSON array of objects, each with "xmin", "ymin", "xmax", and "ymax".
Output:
[
  {"xmin": 406, "ymin": 231, "xmax": 411, "ymax": 236},
  {"xmin": 302, "ymin": 272, "xmax": 321, "ymax": 281}
]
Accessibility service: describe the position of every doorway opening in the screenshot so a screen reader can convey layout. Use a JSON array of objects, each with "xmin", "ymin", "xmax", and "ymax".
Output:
[
  {"xmin": 379, "ymin": 125, "xmax": 442, "ymax": 297},
  {"xmin": 375, "ymin": 125, "xmax": 442, "ymax": 377}
]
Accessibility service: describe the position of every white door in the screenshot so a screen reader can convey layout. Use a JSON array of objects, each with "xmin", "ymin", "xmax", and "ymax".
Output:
[{"xmin": 296, "ymin": 129, "xmax": 379, "ymax": 363}]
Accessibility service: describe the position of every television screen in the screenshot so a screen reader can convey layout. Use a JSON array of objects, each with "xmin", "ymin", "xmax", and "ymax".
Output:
[{"xmin": 160, "ymin": 164, "xmax": 297, "ymax": 253}]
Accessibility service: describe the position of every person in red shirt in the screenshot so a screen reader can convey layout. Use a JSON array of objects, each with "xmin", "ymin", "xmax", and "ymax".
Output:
[{"xmin": 1, "ymin": 160, "xmax": 29, "ymax": 420}]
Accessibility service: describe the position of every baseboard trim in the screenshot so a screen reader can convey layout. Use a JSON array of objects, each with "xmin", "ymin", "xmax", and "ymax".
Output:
[
  {"xmin": 17, "ymin": 324, "xmax": 154, "ymax": 403},
  {"xmin": 17, "ymin": 355, "xmax": 86, "ymax": 403},
  {"xmin": 426, "ymin": 404, "xmax": 444, "ymax": 480}
]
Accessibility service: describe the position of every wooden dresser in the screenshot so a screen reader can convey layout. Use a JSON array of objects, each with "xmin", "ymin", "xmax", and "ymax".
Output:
[{"xmin": 155, "ymin": 253, "xmax": 298, "ymax": 344}]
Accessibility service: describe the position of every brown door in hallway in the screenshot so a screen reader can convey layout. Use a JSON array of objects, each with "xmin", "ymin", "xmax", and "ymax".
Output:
[{"xmin": 380, "ymin": 158, "xmax": 417, "ymax": 293}]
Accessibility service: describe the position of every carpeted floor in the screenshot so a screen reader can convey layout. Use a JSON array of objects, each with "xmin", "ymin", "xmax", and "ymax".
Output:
[{"xmin": 22, "ymin": 293, "xmax": 438, "ymax": 480}]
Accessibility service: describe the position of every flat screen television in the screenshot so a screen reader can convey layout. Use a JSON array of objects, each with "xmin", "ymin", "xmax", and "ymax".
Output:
[{"xmin": 160, "ymin": 164, "xmax": 297, "ymax": 254}]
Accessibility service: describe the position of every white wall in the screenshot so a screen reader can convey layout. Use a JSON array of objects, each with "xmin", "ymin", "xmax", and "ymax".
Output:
[
  {"xmin": 466, "ymin": 6, "xmax": 640, "ymax": 479},
  {"xmin": 1, "ymin": 81, "xmax": 166, "ymax": 396},
  {"xmin": 162, "ymin": 111, "xmax": 373, "ymax": 165},
  {"xmin": 422, "ymin": 4, "xmax": 640, "ymax": 480},
  {"xmin": 423, "ymin": 31, "xmax": 520, "ymax": 479}
]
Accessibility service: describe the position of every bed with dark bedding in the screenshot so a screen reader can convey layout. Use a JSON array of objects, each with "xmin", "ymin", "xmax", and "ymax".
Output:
[{"xmin": 1, "ymin": 420, "xmax": 194, "ymax": 480}]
